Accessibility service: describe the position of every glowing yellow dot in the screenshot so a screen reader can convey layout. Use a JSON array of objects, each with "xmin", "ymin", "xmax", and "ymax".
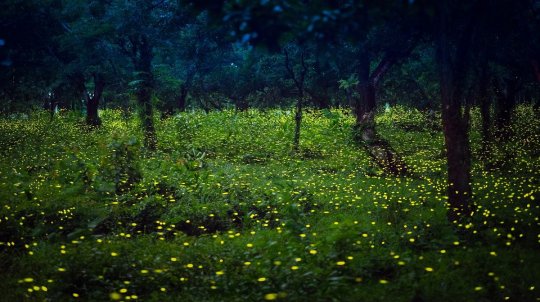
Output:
[
  {"xmin": 110, "ymin": 292, "xmax": 122, "ymax": 300},
  {"xmin": 336, "ymin": 261, "xmax": 346, "ymax": 266},
  {"xmin": 425, "ymin": 267, "xmax": 434, "ymax": 272},
  {"xmin": 257, "ymin": 277, "xmax": 267, "ymax": 282},
  {"xmin": 264, "ymin": 293, "xmax": 278, "ymax": 300}
]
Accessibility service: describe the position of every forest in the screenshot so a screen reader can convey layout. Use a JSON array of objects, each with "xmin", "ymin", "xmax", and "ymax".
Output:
[{"xmin": 0, "ymin": 0, "xmax": 539, "ymax": 301}]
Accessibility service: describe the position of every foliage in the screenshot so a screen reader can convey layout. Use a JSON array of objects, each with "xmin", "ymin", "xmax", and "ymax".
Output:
[{"xmin": 0, "ymin": 106, "xmax": 538, "ymax": 301}]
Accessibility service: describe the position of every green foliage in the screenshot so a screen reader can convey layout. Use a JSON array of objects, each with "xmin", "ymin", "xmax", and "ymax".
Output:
[{"xmin": 0, "ymin": 106, "xmax": 538, "ymax": 301}]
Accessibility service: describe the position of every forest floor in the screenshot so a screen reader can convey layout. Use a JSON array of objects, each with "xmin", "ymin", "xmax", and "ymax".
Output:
[{"xmin": 0, "ymin": 106, "xmax": 539, "ymax": 301}]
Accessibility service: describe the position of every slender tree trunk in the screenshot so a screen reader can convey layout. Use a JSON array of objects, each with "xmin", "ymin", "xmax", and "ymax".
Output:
[
  {"xmin": 49, "ymin": 88, "xmax": 59, "ymax": 121},
  {"xmin": 133, "ymin": 35, "xmax": 157, "ymax": 151},
  {"xmin": 293, "ymin": 94, "xmax": 303, "ymax": 153},
  {"xmin": 533, "ymin": 60, "xmax": 540, "ymax": 112},
  {"xmin": 284, "ymin": 46, "xmax": 307, "ymax": 154}
]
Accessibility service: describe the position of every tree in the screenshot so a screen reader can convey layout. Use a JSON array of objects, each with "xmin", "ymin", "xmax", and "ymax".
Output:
[
  {"xmin": 283, "ymin": 43, "xmax": 308, "ymax": 153},
  {"xmin": 215, "ymin": 0, "xmax": 419, "ymax": 175},
  {"xmin": 110, "ymin": 0, "xmax": 186, "ymax": 150},
  {"xmin": 434, "ymin": 0, "xmax": 481, "ymax": 221},
  {"xmin": 0, "ymin": 0, "xmax": 68, "ymax": 113},
  {"xmin": 57, "ymin": 0, "xmax": 122, "ymax": 126},
  {"xmin": 155, "ymin": 11, "xmax": 229, "ymax": 114}
]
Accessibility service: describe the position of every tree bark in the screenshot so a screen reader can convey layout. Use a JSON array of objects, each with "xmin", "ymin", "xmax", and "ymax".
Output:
[
  {"xmin": 293, "ymin": 95, "xmax": 303, "ymax": 153},
  {"xmin": 235, "ymin": 98, "xmax": 249, "ymax": 111},
  {"xmin": 352, "ymin": 53, "xmax": 408, "ymax": 176},
  {"xmin": 284, "ymin": 46, "xmax": 307, "ymax": 153},
  {"xmin": 85, "ymin": 74, "xmax": 105, "ymax": 127},
  {"xmin": 436, "ymin": 0, "xmax": 475, "ymax": 222},
  {"xmin": 178, "ymin": 84, "xmax": 189, "ymax": 112},
  {"xmin": 132, "ymin": 34, "xmax": 157, "ymax": 151}
]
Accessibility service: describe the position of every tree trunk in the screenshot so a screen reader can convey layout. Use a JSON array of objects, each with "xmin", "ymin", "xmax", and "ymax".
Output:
[
  {"xmin": 133, "ymin": 35, "xmax": 157, "ymax": 151},
  {"xmin": 235, "ymin": 98, "xmax": 249, "ymax": 111},
  {"xmin": 442, "ymin": 102, "xmax": 473, "ymax": 222},
  {"xmin": 85, "ymin": 74, "xmax": 105, "ymax": 127},
  {"xmin": 177, "ymin": 85, "xmax": 188, "ymax": 112},
  {"xmin": 86, "ymin": 97, "xmax": 100, "ymax": 126},
  {"xmin": 352, "ymin": 55, "xmax": 408, "ymax": 176},
  {"xmin": 436, "ymin": 0, "xmax": 474, "ymax": 222},
  {"xmin": 284, "ymin": 46, "xmax": 307, "ymax": 154},
  {"xmin": 313, "ymin": 96, "xmax": 330, "ymax": 109},
  {"xmin": 293, "ymin": 95, "xmax": 303, "ymax": 153},
  {"xmin": 49, "ymin": 88, "xmax": 59, "ymax": 121}
]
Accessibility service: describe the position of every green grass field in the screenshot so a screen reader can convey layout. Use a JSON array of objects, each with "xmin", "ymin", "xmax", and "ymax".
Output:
[{"xmin": 0, "ymin": 106, "xmax": 538, "ymax": 301}]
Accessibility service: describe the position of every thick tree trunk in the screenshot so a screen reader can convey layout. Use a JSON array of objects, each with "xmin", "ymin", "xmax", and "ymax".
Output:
[
  {"xmin": 313, "ymin": 96, "xmax": 330, "ymax": 109},
  {"xmin": 177, "ymin": 85, "xmax": 188, "ymax": 112},
  {"xmin": 352, "ymin": 55, "xmax": 408, "ymax": 176},
  {"xmin": 85, "ymin": 74, "xmax": 105, "ymax": 127},
  {"xmin": 235, "ymin": 98, "xmax": 249, "ymax": 111},
  {"xmin": 441, "ymin": 102, "xmax": 473, "ymax": 221},
  {"xmin": 86, "ymin": 98, "xmax": 100, "ymax": 126},
  {"xmin": 437, "ymin": 0, "xmax": 474, "ymax": 222}
]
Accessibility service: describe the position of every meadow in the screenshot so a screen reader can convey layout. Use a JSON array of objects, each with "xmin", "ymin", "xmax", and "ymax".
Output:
[{"xmin": 0, "ymin": 106, "xmax": 538, "ymax": 301}]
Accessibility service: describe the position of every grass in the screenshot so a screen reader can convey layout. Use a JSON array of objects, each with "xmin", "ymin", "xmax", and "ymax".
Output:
[{"xmin": 0, "ymin": 105, "xmax": 538, "ymax": 301}]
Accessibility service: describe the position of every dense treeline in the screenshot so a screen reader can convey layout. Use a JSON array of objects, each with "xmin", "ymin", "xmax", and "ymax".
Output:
[{"xmin": 1, "ymin": 1, "xmax": 539, "ymax": 221}]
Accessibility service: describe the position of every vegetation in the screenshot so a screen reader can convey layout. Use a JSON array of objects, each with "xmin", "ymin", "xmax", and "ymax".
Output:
[
  {"xmin": 1, "ymin": 0, "xmax": 539, "ymax": 301},
  {"xmin": 0, "ymin": 107, "xmax": 538, "ymax": 301}
]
